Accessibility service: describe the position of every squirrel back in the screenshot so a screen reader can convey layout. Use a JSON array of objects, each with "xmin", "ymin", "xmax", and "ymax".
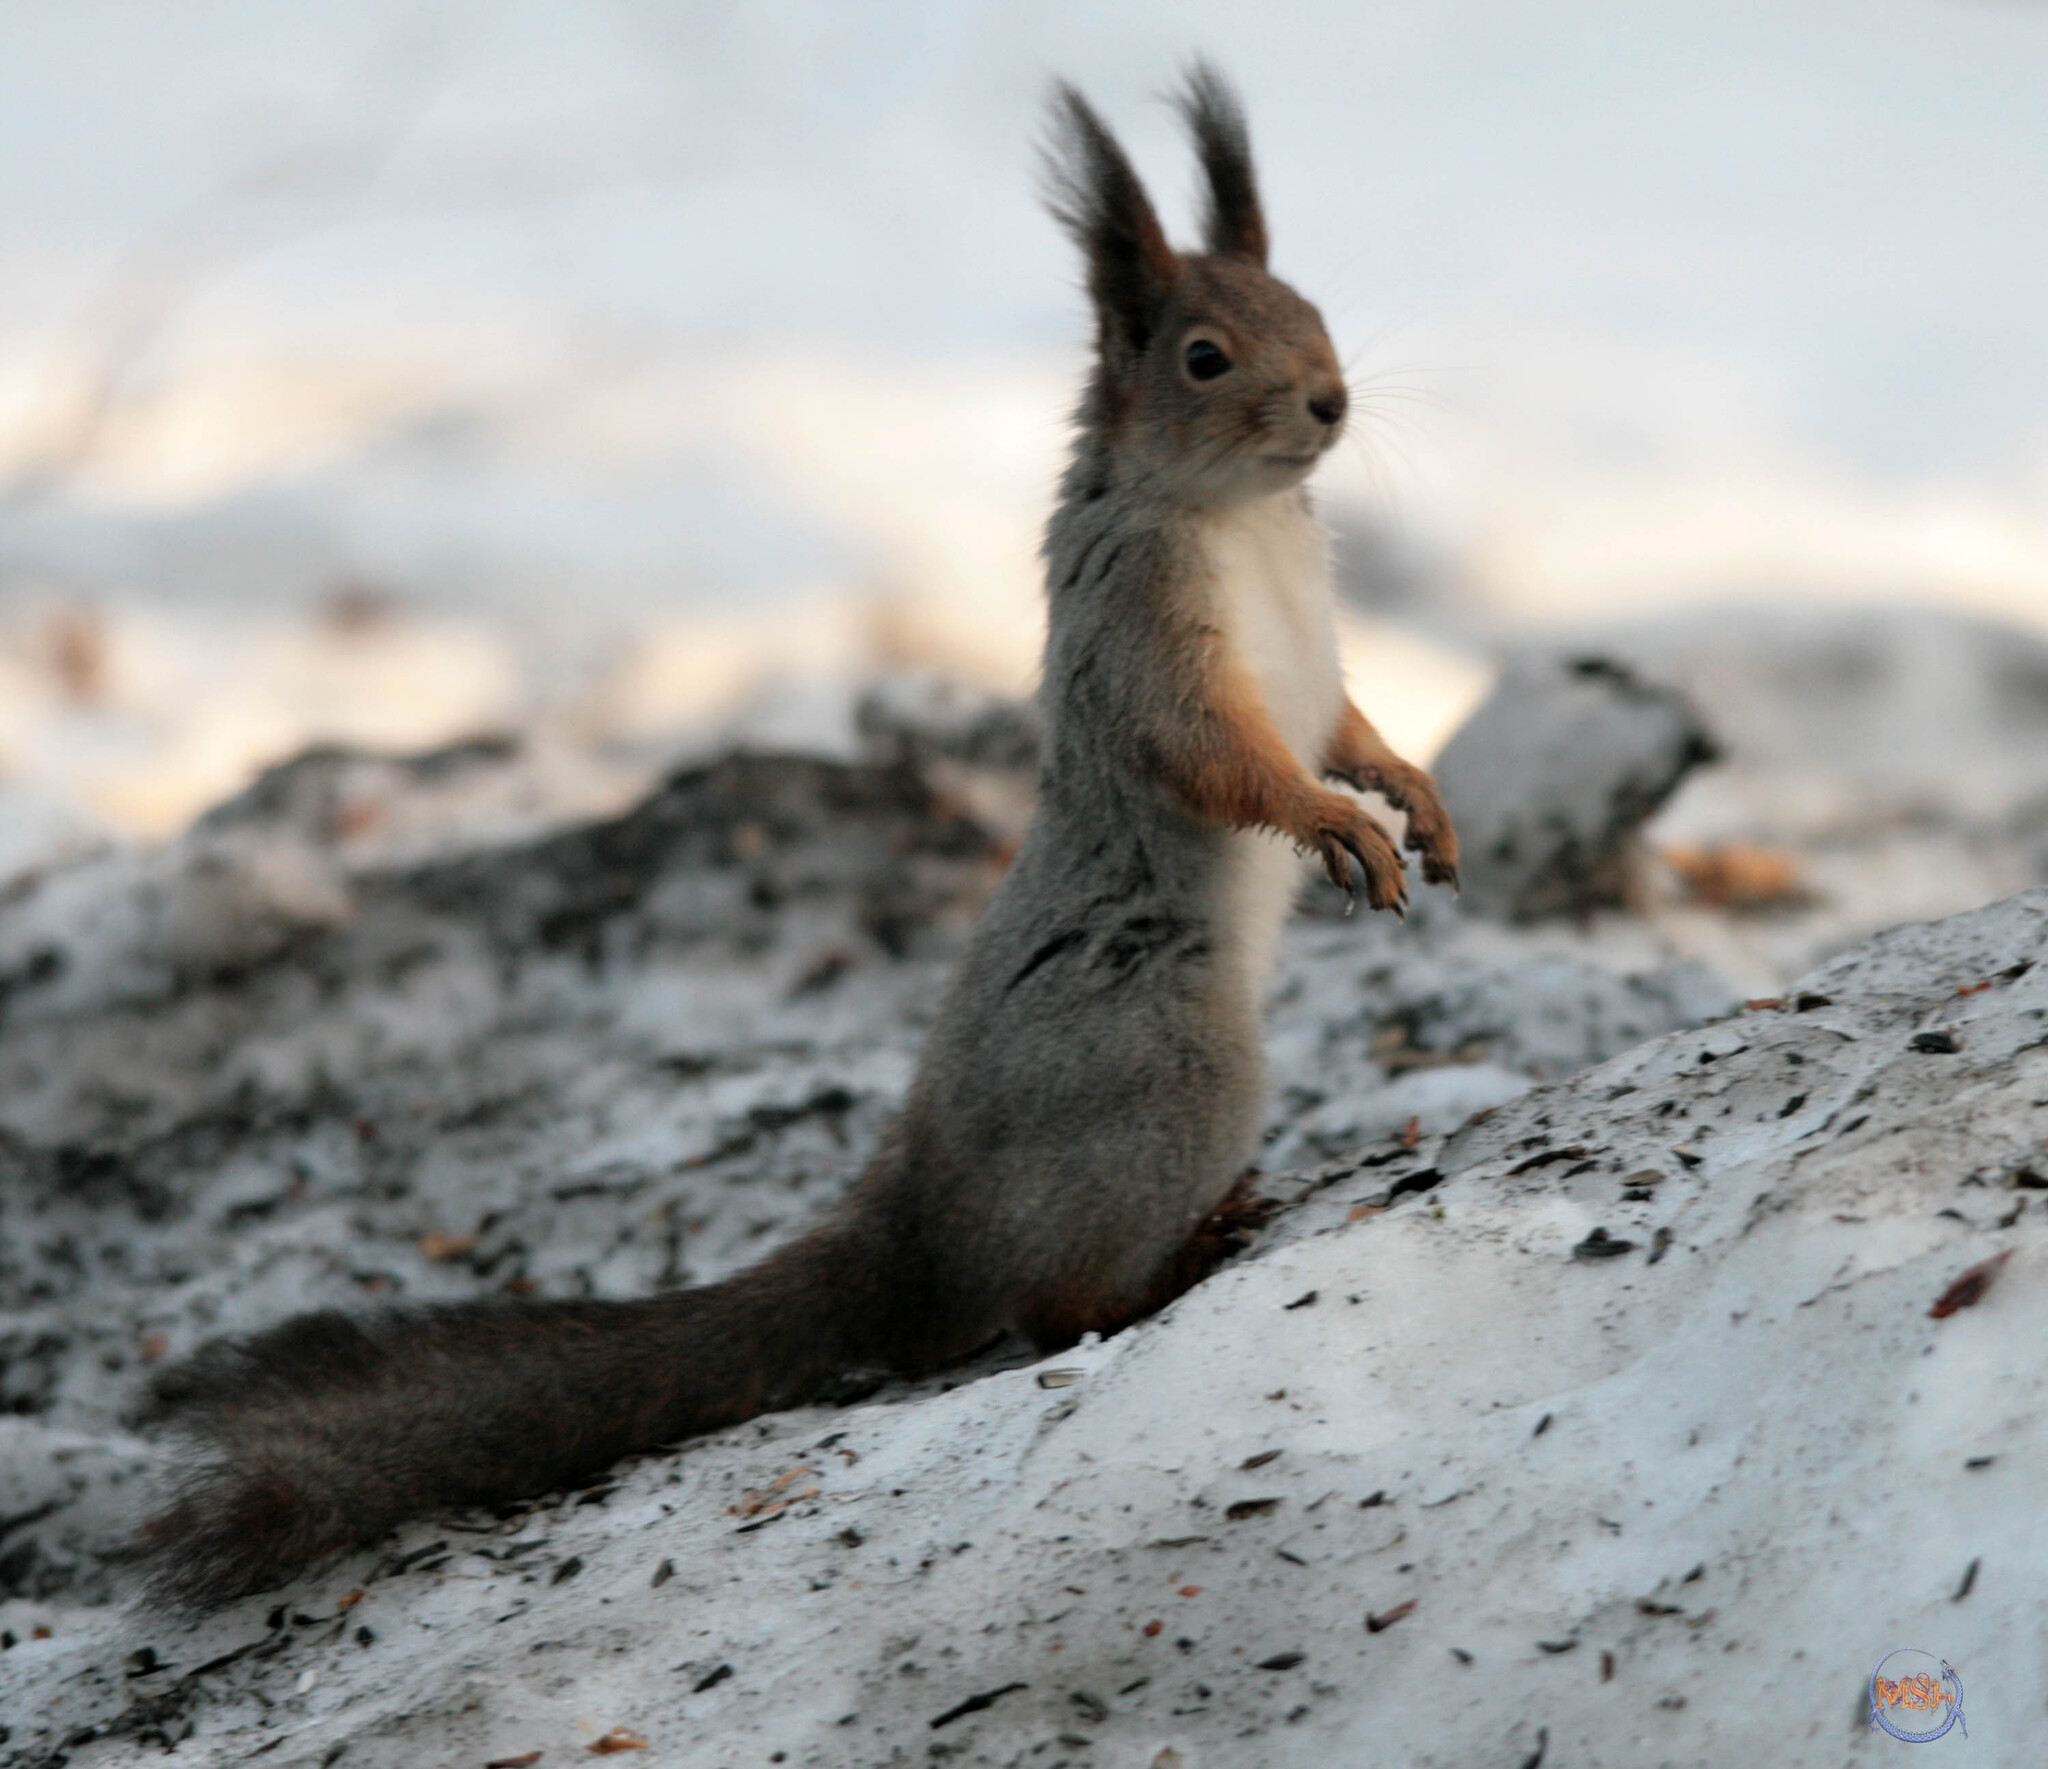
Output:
[{"xmin": 133, "ymin": 63, "xmax": 1459, "ymax": 1610}]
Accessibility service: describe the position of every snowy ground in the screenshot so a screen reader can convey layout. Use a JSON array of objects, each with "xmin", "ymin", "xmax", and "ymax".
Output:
[
  {"xmin": 0, "ymin": 683, "xmax": 2043, "ymax": 1765},
  {"xmin": 4, "ymin": 12, "xmax": 2047, "ymax": 1760}
]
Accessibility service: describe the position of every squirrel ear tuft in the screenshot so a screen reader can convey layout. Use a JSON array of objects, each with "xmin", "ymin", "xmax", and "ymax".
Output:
[
  {"xmin": 1042, "ymin": 81, "xmax": 1180, "ymax": 358},
  {"xmin": 1175, "ymin": 60, "xmax": 1267, "ymax": 268}
]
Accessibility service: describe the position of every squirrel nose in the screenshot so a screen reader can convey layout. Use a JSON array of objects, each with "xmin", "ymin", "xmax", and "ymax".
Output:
[{"xmin": 1307, "ymin": 388, "xmax": 1348, "ymax": 428}]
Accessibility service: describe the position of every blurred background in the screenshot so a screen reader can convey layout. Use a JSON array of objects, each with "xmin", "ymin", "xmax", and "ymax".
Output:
[{"xmin": 2, "ymin": 0, "xmax": 2046, "ymax": 940}]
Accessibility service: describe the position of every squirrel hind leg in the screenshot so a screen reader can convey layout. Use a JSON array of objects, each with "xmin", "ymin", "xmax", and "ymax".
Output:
[
  {"xmin": 1015, "ymin": 1277, "xmax": 1131, "ymax": 1352},
  {"xmin": 1147, "ymin": 1171, "xmax": 1279, "ymax": 1303},
  {"xmin": 1014, "ymin": 1174, "xmax": 1279, "ymax": 1349}
]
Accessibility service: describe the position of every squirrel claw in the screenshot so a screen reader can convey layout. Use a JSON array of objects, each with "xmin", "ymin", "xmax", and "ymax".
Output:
[
  {"xmin": 1332, "ymin": 828, "xmax": 1406, "ymax": 917},
  {"xmin": 1397, "ymin": 798, "xmax": 1460, "ymax": 893},
  {"xmin": 1316, "ymin": 838, "xmax": 1356, "ymax": 900}
]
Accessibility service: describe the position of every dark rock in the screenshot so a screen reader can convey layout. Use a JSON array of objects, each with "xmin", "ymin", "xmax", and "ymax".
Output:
[
  {"xmin": 853, "ymin": 674, "xmax": 1039, "ymax": 775},
  {"xmin": 396, "ymin": 750, "xmax": 1003, "ymax": 962},
  {"xmin": 194, "ymin": 737, "xmax": 522, "ymax": 843}
]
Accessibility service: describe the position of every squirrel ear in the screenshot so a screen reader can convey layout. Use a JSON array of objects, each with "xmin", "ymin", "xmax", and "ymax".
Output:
[
  {"xmin": 1043, "ymin": 81, "xmax": 1180, "ymax": 359},
  {"xmin": 1176, "ymin": 61, "xmax": 1268, "ymax": 268}
]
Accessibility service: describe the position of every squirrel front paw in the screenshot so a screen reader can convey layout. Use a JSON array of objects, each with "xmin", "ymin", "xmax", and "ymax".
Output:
[
  {"xmin": 1394, "ymin": 775, "xmax": 1460, "ymax": 892},
  {"xmin": 1330, "ymin": 760, "xmax": 1460, "ymax": 893},
  {"xmin": 1303, "ymin": 793, "xmax": 1408, "ymax": 916}
]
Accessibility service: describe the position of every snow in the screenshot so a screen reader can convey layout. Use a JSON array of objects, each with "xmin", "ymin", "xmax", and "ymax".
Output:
[{"xmin": 0, "ymin": 712, "xmax": 2042, "ymax": 1764}]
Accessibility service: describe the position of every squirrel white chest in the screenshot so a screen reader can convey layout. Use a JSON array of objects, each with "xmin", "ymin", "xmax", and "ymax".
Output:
[
  {"xmin": 1199, "ymin": 494, "xmax": 1344, "ymax": 765},
  {"xmin": 1198, "ymin": 494, "xmax": 1345, "ymax": 995}
]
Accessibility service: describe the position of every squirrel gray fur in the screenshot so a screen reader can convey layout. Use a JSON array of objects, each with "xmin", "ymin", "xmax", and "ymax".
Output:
[{"xmin": 132, "ymin": 63, "xmax": 1460, "ymax": 1610}]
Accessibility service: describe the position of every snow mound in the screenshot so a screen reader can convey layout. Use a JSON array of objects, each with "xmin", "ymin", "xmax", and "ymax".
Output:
[{"xmin": 0, "ymin": 772, "xmax": 2041, "ymax": 1765}]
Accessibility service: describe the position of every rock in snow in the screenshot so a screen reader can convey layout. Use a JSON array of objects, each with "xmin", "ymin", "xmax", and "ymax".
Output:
[
  {"xmin": 0, "ymin": 739, "xmax": 2042, "ymax": 1768},
  {"xmin": 1433, "ymin": 655, "xmax": 1718, "ymax": 922}
]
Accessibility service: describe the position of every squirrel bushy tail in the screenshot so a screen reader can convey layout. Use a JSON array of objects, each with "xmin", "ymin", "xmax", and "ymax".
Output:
[{"xmin": 133, "ymin": 1215, "xmax": 896, "ymax": 1609}]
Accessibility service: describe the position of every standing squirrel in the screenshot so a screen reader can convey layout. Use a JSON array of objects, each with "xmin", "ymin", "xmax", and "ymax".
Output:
[{"xmin": 133, "ymin": 64, "xmax": 1459, "ymax": 1609}]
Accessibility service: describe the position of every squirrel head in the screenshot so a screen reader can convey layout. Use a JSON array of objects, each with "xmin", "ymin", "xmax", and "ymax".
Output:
[{"xmin": 1044, "ymin": 63, "xmax": 1348, "ymax": 508}]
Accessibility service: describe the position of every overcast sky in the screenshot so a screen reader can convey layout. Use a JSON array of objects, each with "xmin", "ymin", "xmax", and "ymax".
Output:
[{"xmin": 2, "ymin": 0, "xmax": 2045, "ymax": 635}]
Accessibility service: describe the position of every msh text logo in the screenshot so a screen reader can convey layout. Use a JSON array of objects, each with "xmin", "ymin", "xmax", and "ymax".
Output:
[{"xmin": 1868, "ymin": 1649, "xmax": 1967, "ymax": 1744}]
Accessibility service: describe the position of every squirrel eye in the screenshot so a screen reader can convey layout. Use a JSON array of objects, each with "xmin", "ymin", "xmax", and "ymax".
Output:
[{"xmin": 1184, "ymin": 339, "xmax": 1232, "ymax": 381}]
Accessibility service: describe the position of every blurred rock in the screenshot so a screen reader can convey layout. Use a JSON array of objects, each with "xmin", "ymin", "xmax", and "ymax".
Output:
[
  {"xmin": 198, "ymin": 736, "xmax": 519, "ymax": 844},
  {"xmin": 0, "ymin": 829, "xmax": 354, "ymax": 1023},
  {"xmin": 398, "ymin": 749, "xmax": 1006, "ymax": 962},
  {"xmin": 1433, "ymin": 654, "xmax": 1718, "ymax": 921},
  {"xmin": 854, "ymin": 673, "xmax": 1040, "ymax": 847},
  {"xmin": 193, "ymin": 732, "xmax": 649, "ymax": 871},
  {"xmin": 854, "ymin": 673, "xmax": 1039, "ymax": 773},
  {"xmin": 0, "ymin": 749, "xmax": 1005, "ymax": 1038}
]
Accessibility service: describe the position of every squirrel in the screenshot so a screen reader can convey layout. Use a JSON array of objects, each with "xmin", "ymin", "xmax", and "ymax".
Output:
[{"xmin": 131, "ymin": 63, "xmax": 1459, "ymax": 1610}]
